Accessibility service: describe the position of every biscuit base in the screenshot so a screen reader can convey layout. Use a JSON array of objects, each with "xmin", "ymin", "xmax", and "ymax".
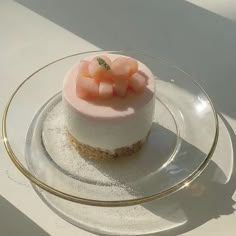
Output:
[{"xmin": 66, "ymin": 129, "xmax": 147, "ymax": 160}]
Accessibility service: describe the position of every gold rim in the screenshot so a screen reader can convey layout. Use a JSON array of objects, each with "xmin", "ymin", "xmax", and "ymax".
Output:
[{"xmin": 2, "ymin": 50, "xmax": 219, "ymax": 207}]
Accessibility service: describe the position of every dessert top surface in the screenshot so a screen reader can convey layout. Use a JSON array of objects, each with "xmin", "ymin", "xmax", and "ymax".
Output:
[{"xmin": 63, "ymin": 54, "xmax": 155, "ymax": 119}]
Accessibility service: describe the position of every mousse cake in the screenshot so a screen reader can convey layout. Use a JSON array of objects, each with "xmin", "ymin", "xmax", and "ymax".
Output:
[{"xmin": 63, "ymin": 53, "xmax": 155, "ymax": 159}]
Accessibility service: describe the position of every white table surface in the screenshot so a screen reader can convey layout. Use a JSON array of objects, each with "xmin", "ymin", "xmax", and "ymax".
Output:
[{"xmin": 1, "ymin": 0, "xmax": 236, "ymax": 235}]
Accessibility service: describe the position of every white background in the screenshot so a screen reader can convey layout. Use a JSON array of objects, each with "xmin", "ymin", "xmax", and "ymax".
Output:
[{"xmin": 1, "ymin": 0, "xmax": 236, "ymax": 235}]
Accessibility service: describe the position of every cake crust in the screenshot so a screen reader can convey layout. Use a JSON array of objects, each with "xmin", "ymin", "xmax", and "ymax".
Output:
[{"xmin": 66, "ymin": 128, "xmax": 148, "ymax": 160}]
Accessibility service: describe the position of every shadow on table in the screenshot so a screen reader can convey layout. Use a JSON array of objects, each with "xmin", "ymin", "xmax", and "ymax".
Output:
[
  {"xmin": 145, "ymin": 114, "xmax": 236, "ymax": 236},
  {"xmin": 0, "ymin": 195, "xmax": 49, "ymax": 236},
  {"xmin": 15, "ymin": 0, "xmax": 236, "ymax": 120},
  {"xmin": 84, "ymin": 114, "xmax": 234, "ymax": 236}
]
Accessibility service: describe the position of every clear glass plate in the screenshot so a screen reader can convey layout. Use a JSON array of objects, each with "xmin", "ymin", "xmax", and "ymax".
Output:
[{"xmin": 2, "ymin": 51, "xmax": 219, "ymax": 235}]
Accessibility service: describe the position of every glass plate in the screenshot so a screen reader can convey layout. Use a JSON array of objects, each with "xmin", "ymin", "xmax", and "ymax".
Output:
[{"xmin": 2, "ymin": 51, "xmax": 219, "ymax": 235}]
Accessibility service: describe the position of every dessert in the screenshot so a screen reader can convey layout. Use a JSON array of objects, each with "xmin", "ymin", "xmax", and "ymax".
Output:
[{"xmin": 63, "ymin": 53, "xmax": 155, "ymax": 159}]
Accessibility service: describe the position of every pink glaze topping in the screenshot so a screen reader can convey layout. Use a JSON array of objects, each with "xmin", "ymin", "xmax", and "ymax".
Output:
[{"xmin": 63, "ymin": 54, "xmax": 155, "ymax": 118}]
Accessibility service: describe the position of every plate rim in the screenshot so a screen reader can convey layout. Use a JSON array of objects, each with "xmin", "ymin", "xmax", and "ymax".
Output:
[{"xmin": 2, "ymin": 50, "xmax": 219, "ymax": 207}]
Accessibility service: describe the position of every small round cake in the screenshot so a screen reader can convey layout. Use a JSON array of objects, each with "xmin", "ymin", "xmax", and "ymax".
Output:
[{"xmin": 63, "ymin": 54, "xmax": 155, "ymax": 159}]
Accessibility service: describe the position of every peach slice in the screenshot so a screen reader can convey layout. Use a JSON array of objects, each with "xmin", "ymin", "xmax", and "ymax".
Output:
[
  {"xmin": 113, "ymin": 79, "xmax": 128, "ymax": 97},
  {"xmin": 78, "ymin": 60, "xmax": 90, "ymax": 77},
  {"xmin": 111, "ymin": 57, "xmax": 139, "ymax": 79},
  {"xmin": 88, "ymin": 55, "xmax": 112, "ymax": 81},
  {"xmin": 129, "ymin": 73, "xmax": 146, "ymax": 92},
  {"xmin": 76, "ymin": 76, "xmax": 99, "ymax": 98},
  {"xmin": 111, "ymin": 57, "xmax": 131, "ymax": 79},
  {"xmin": 99, "ymin": 82, "xmax": 113, "ymax": 99},
  {"xmin": 127, "ymin": 57, "xmax": 138, "ymax": 76},
  {"xmin": 99, "ymin": 69, "xmax": 113, "ymax": 82}
]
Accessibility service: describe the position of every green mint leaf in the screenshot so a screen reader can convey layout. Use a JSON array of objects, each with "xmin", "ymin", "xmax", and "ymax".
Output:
[{"xmin": 97, "ymin": 57, "xmax": 111, "ymax": 70}]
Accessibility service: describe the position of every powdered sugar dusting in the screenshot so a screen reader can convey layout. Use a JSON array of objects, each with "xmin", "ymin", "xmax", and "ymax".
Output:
[
  {"xmin": 39, "ymin": 98, "xmax": 177, "ymax": 200},
  {"xmin": 42, "ymin": 101, "xmax": 165, "ymax": 186}
]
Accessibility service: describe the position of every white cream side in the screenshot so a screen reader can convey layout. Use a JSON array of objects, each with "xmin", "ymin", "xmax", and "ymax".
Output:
[{"xmin": 63, "ymin": 96, "xmax": 155, "ymax": 150}]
